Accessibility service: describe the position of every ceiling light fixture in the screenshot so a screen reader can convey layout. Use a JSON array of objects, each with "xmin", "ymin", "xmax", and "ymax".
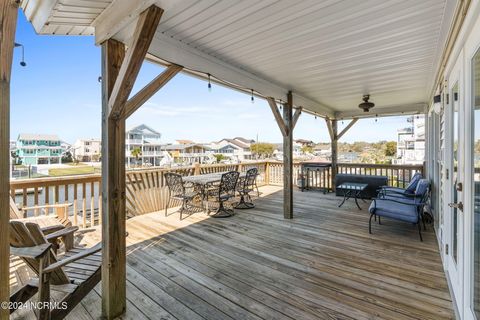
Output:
[{"xmin": 358, "ymin": 94, "xmax": 374, "ymax": 112}]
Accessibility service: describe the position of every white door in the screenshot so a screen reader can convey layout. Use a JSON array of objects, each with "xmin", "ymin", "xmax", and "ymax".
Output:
[
  {"xmin": 464, "ymin": 16, "xmax": 480, "ymax": 320},
  {"xmin": 446, "ymin": 55, "xmax": 465, "ymax": 311},
  {"xmin": 467, "ymin": 45, "xmax": 480, "ymax": 320}
]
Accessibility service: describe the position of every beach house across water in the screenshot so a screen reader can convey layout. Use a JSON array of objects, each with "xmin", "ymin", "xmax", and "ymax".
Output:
[{"xmin": 16, "ymin": 133, "xmax": 65, "ymax": 165}]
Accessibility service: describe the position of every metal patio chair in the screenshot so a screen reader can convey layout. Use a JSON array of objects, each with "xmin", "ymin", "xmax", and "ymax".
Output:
[
  {"xmin": 369, "ymin": 179, "xmax": 430, "ymax": 241},
  {"xmin": 378, "ymin": 171, "xmax": 422, "ymax": 198},
  {"xmin": 235, "ymin": 167, "xmax": 258, "ymax": 209},
  {"xmin": 206, "ymin": 171, "xmax": 239, "ymax": 218},
  {"xmin": 164, "ymin": 172, "xmax": 198, "ymax": 220}
]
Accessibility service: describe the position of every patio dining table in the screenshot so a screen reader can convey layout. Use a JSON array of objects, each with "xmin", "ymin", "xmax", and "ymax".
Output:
[
  {"xmin": 182, "ymin": 171, "xmax": 246, "ymax": 185},
  {"xmin": 182, "ymin": 171, "xmax": 246, "ymax": 217}
]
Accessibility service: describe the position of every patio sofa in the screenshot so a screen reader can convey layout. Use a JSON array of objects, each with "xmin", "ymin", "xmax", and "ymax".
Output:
[{"xmin": 335, "ymin": 174, "xmax": 388, "ymax": 199}]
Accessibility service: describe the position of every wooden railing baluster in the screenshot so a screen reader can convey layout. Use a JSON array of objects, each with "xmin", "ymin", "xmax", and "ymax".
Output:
[{"xmin": 82, "ymin": 182, "xmax": 87, "ymax": 228}]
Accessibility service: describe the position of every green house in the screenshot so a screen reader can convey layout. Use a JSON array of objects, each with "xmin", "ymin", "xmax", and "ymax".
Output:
[{"xmin": 16, "ymin": 134, "xmax": 65, "ymax": 165}]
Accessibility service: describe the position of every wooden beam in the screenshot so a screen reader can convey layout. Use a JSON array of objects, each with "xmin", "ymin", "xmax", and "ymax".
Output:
[
  {"xmin": 267, "ymin": 97, "xmax": 288, "ymax": 137},
  {"xmin": 123, "ymin": 64, "xmax": 182, "ymax": 118},
  {"xmin": 325, "ymin": 118, "xmax": 334, "ymax": 141},
  {"xmin": 331, "ymin": 120, "xmax": 338, "ymax": 191},
  {"xmin": 283, "ymin": 91, "xmax": 293, "ymax": 219},
  {"xmin": 337, "ymin": 118, "xmax": 358, "ymax": 140},
  {"xmin": 292, "ymin": 107, "xmax": 302, "ymax": 130},
  {"xmin": 95, "ymin": 3, "xmax": 336, "ymax": 118},
  {"xmin": 101, "ymin": 39, "xmax": 127, "ymax": 319},
  {"xmin": 0, "ymin": 1, "xmax": 18, "ymax": 318},
  {"xmin": 108, "ymin": 5, "xmax": 163, "ymax": 119}
]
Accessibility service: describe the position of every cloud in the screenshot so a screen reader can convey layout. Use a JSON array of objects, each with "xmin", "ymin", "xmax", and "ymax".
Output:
[
  {"xmin": 139, "ymin": 103, "xmax": 217, "ymax": 117},
  {"xmin": 238, "ymin": 113, "xmax": 261, "ymax": 120},
  {"xmin": 82, "ymin": 103, "xmax": 100, "ymax": 109},
  {"xmin": 221, "ymin": 99, "xmax": 250, "ymax": 108}
]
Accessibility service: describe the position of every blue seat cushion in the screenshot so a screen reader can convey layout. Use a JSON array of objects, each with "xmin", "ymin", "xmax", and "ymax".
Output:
[{"xmin": 369, "ymin": 199, "xmax": 419, "ymax": 223}]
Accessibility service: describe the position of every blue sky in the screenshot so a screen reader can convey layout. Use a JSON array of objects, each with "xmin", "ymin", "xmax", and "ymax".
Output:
[{"xmin": 11, "ymin": 12, "xmax": 410, "ymax": 144}]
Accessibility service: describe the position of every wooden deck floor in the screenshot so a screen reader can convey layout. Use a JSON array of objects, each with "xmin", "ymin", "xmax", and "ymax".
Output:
[{"xmin": 11, "ymin": 186, "xmax": 454, "ymax": 320}]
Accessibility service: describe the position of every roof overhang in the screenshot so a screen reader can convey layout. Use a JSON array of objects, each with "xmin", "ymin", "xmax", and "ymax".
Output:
[{"xmin": 22, "ymin": 0, "xmax": 462, "ymax": 119}]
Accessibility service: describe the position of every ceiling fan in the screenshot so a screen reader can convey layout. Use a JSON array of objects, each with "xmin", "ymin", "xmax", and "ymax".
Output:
[{"xmin": 358, "ymin": 94, "xmax": 374, "ymax": 112}]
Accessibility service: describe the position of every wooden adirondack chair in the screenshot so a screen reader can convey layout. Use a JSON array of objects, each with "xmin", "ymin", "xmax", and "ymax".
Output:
[
  {"xmin": 10, "ymin": 196, "xmax": 72, "ymax": 225},
  {"xmin": 10, "ymin": 196, "xmax": 78, "ymax": 251},
  {"xmin": 9, "ymin": 220, "xmax": 101, "ymax": 319}
]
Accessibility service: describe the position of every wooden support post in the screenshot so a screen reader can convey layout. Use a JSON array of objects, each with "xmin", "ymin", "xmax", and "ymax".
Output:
[
  {"xmin": 0, "ymin": 1, "xmax": 18, "ymax": 318},
  {"xmin": 101, "ymin": 39, "xmax": 126, "ymax": 319},
  {"xmin": 194, "ymin": 163, "xmax": 201, "ymax": 175},
  {"xmin": 331, "ymin": 120, "xmax": 338, "ymax": 191},
  {"xmin": 327, "ymin": 118, "xmax": 357, "ymax": 190},
  {"xmin": 283, "ymin": 92, "xmax": 294, "ymax": 219},
  {"xmin": 100, "ymin": 6, "xmax": 175, "ymax": 318},
  {"xmin": 267, "ymin": 92, "xmax": 300, "ymax": 219}
]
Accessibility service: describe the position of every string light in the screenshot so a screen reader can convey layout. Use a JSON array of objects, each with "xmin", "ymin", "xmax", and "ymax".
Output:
[
  {"xmin": 207, "ymin": 73, "xmax": 212, "ymax": 92},
  {"xmin": 251, "ymin": 89, "xmax": 254, "ymax": 103}
]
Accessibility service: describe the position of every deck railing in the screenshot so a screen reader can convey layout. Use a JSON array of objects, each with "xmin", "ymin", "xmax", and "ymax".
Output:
[
  {"xmin": 10, "ymin": 161, "xmax": 423, "ymax": 228},
  {"xmin": 263, "ymin": 161, "xmax": 423, "ymax": 190}
]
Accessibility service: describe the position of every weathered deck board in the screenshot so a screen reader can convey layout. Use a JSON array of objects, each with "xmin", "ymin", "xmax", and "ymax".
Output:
[{"xmin": 10, "ymin": 186, "xmax": 453, "ymax": 319}]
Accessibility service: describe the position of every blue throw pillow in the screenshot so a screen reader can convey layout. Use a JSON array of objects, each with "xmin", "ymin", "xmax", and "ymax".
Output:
[
  {"xmin": 405, "ymin": 172, "xmax": 422, "ymax": 193},
  {"xmin": 414, "ymin": 179, "xmax": 429, "ymax": 203}
]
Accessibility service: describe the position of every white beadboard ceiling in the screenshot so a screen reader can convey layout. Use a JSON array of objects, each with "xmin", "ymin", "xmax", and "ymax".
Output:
[{"xmin": 21, "ymin": 0, "xmax": 458, "ymax": 119}]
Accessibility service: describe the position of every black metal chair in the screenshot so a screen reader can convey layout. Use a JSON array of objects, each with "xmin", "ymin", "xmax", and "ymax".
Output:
[
  {"xmin": 206, "ymin": 171, "xmax": 239, "ymax": 218},
  {"xmin": 235, "ymin": 168, "xmax": 258, "ymax": 209},
  {"xmin": 164, "ymin": 172, "xmax": 198, "ymax": 220}
]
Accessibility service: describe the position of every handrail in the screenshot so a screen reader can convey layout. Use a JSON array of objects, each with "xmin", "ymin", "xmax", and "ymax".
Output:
[{"xmin": 10, "ymin": 161, "xmax": 423, "ymax": 228}]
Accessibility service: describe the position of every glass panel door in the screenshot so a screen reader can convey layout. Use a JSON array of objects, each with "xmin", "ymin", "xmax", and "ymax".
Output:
[
  {"xmin": 453, "ymin": 82, "xmax": 460, "ymax": 263},
  {"xmin": 446, "ymin": 58, "xmax": 464, "ymax": 307},
  {"xmin": 473, "ymin": 47, "xmax": 480, "ymax": 319}
]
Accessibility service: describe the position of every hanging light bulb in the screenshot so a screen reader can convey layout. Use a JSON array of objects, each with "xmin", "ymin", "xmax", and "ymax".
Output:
[
  {"xmin": 315, "ymin": 115, "xmax": 317, "ymax": 120},
  {"xmin": 375, "ymin": 114, "xmax": 378, "ymax": 122},
  {"xmin": 341, "ymin": 118, "xmax": 344, "ymax": 125},
  {"xmin": 207, "ymin": 73, "xmax": 212, "ymax": 92},
  {"xmin": 251, "ymin": 89, "xmax": 254, "ymax": 103},
  {"xmin": 14, "ymin": 43, "xmax": 26, "ymax": 67}
]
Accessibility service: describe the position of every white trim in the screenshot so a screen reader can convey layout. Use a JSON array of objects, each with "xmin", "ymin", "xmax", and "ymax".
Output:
[
  {"xmin": 334, "ymin": 103, "xmax": 426, "ymax": 119},
  {"xmin": 460, "ymin": 6, "xmax": 480, "ymax": 319}
]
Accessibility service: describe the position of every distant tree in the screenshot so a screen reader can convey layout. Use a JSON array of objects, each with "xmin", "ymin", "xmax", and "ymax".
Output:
[
  {"xmin": 300, "ymin": 145, "xmax": 314, "ymax": 154},
  {"xmin": 385, "ymin": 141, "xmax": 397, "ymax": 157},
  {"xmin": 131, "ymin": 147, "xmax": 142, "ymax": 166},
  {"xmin": 91, "ymin": 153, "xmax": 101, "ymax": 162},
  {"xmin": 213, "ymin": 154, "xmax": 227, "ymax": 163},
  {"xmin": 62, "ymin": 151, "xmax": 73, "ymax": 163},
  {"xmin": 250, "ymin": 143, "xmax": 275, "ymax": 159}
]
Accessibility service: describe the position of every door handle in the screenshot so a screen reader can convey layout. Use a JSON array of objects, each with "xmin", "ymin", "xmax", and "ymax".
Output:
[{"xmin": 448, "ymin": 202, "xmax": 463, "ymax": 211}]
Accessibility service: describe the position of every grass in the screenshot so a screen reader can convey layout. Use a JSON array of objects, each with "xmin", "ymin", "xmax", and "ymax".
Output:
[
  {"xmin": 48, "ymin": 166, "xmax": 100, "ymax": 176},
  {"xmin": 65, "ymin": 162, "xmax": 88, "ymax": 166}
]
